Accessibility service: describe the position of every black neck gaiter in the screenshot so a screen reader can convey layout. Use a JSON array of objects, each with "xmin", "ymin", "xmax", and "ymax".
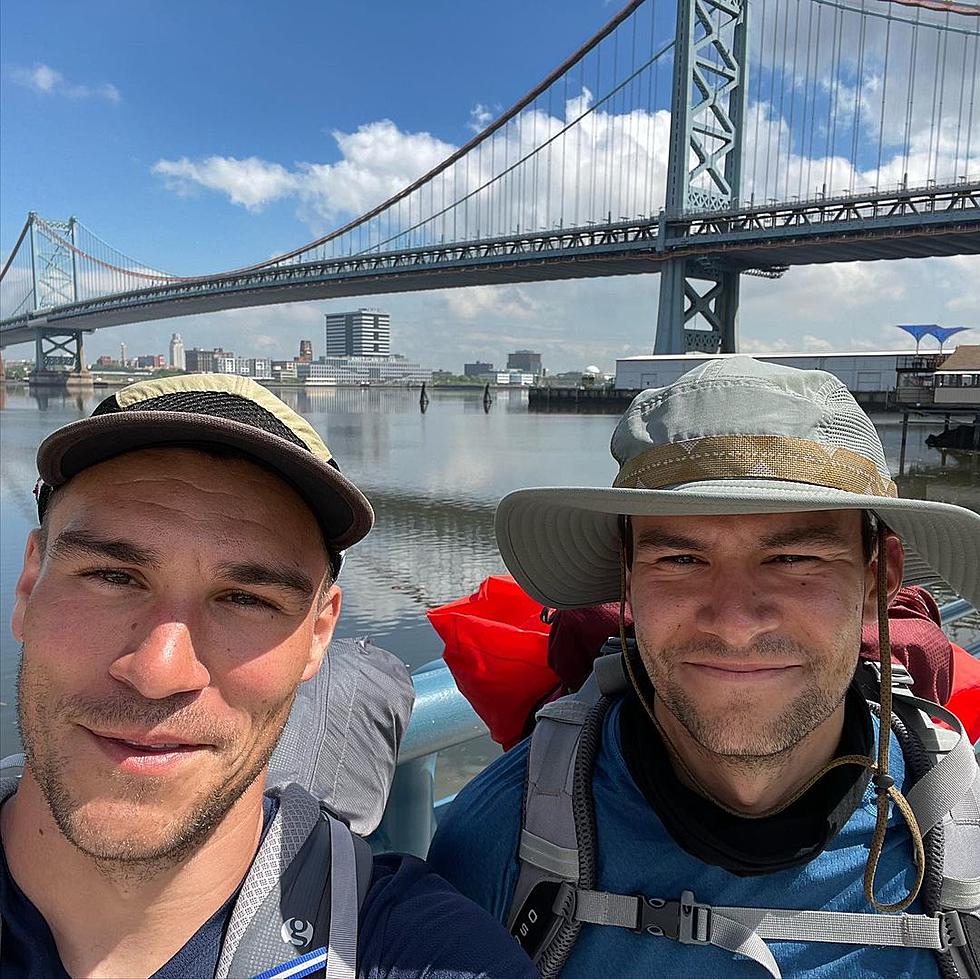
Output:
[{"xmin": 619, "ymin": 659, "xmax": 874, "ymax": 876}]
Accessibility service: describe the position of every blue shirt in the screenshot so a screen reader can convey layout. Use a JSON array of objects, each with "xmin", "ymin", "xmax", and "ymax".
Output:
[
  {"xmin": 428, "ymin": 697, "xmax": 939, "ymax": 979},
  {"xmin": 0, "ymin": 798, "xmax": 536, "ymax": 979}
]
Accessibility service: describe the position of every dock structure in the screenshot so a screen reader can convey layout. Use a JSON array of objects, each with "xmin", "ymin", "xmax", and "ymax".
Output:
[{"xmin": 528, "ymin": 387, "xmax": 638, "ymax": 413}]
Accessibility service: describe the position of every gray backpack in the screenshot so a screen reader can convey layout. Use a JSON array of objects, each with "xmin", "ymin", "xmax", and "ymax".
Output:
[
  {"xmin": 506, "ymin": 642, "xmax": 980, "ymax": 979},
  {"xmin": 0, "ymin": 637, "xmax": 415, "ymax": 979}
]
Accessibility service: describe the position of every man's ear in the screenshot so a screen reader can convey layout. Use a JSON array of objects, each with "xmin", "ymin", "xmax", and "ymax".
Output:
[
  {"xmin": 302, "ymin": 583, "xmax": 342, "ymax": 682},
  {"xmin": 12, "ymin": 531, "xmax": 43, "ymax": 643},
  {"xmin": 862, "ymin": 531, "xmax": 905, "ymax": 625}
]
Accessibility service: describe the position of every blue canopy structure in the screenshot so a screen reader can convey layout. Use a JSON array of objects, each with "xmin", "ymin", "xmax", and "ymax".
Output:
[{"xmin": 896, "ymin": 324, "xmax": 970, "ymax": 353}]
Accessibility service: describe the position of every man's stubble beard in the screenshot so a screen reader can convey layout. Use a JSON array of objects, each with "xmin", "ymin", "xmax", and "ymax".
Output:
[
  {"xmin": 634, "ymin": 630, "xmax": 856, "ymax": 763},
  {"xmin": 16, "ymin": 647, "xmax": 296, "ymax": 880}
]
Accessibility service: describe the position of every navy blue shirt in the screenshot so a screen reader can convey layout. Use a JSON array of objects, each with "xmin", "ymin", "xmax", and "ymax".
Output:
[{"xmin": 1, "ymin": 798, "xmax": 536, "ymax": 979}]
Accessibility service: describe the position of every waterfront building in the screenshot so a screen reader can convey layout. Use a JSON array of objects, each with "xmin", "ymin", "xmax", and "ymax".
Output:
[
  {"xmin": 507, "ymin": 350, "xmax": 542, "ymax": 374},
  {"xmin": 616, "ymin": 351, "xmax": 920, "ymax": 395},
  {"xmin": 492, "ymin": 370, "xmax": 536, "ymax": 386},
  {"xmin": 119, "ymin": 342, "xmax": 128, "ymax": 367},
  {"xmin": 169, "ymin": 332, "xmax": 186, "ymax": 370},
  {"xmin": 324, "ymin": 309, "xmax": 391, "ymax": 358},
  {"xmin": 272, "ymin": 360, "xmax": 298, "ymax": 382},
  {"xmin": 464, "ymin": 361, "xmax": 494, "ymax": 377},
  {"xmin": 211, "ymin": 355, "xmax": 272, "ymax": 379},
  {"xmin": 298, "ymin": 339, "xmax": 314, "ymax": 363},
  {"xmin": 214, "ymin": 355, "xmax": 250, "ymax": 376},
  {"xmin": 249, "ymin": 357, "xmax": 273, "ymax": 379},
  {"xmin": 896, "ymin": 346, "xmax": 980, "ymax": 407},
  {"xmin": 185, "ymin": 348, "xmax": 213, "ymax": 373},
  {"xmin": 136, "ymin": 355, "xmax": 165, "ymax": 369},
  {"xmin": 933, "ymin": 346, "xmax": 980, "ymax": 405},
  {"xmin": 185, "ymin": 347, "xmax": 233, "ymax": 373},
  {"xmin": 298, "ymin": 354, "xmax": 430, "ymax": 386}
]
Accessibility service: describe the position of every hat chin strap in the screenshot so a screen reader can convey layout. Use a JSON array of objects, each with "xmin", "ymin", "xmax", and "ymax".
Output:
[{"xmin": 619, "ymin": 524, "xmax": 925, "ymax": 912}]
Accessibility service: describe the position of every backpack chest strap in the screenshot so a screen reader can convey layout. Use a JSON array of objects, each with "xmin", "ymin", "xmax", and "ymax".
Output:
[{"xmin": 561, "ymin": 885, "xmax": 967, "ymax": 979}]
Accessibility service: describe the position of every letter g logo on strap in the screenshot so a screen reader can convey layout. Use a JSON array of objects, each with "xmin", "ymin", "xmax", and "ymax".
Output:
[{"xmin": 280, "ymin": 917, "xmax": 314, "ymax": 948}]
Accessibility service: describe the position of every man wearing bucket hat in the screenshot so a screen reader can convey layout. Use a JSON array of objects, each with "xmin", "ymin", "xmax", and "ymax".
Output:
[
  {"xmin": 429, "ymin": 357, "xmax": 980, "ymax": 978},
  {"xmin": 0, "ymin": 374, "xmax": 537, "ymax": 979}
]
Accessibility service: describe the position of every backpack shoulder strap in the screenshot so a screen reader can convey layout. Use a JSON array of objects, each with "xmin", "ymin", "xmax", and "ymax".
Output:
[
  {"xmin": 506, "ymin": 649, "xmax": 626, "ymax": 959},
  {"xmin": 351, "ymin": 829, "xmax": 374, "ymax": 908},
  {"xmin": 217, "ymin": 784, "xmax": 369, "ymax": 979},
  {"xmin": 323, "ymin": 814, "xmax": 360, "ymax": 979}
]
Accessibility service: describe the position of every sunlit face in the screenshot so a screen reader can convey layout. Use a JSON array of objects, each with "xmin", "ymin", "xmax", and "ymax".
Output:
[
  {"xmin": 628, "ymin": 510, "xmax": 899, "ymax": 759},
  {"xmin": 11, "ymin": 447, "xmax": 341, "ymax": 867}
]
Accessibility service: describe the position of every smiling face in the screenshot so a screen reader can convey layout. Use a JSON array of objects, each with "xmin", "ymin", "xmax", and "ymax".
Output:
[
  {"xmin": 11, "ymin": 447, "xmax": 341, "ymax": 867},
  {"xmin": 628, "ymin": 509, "xmax": 902, "ymax": 760}
]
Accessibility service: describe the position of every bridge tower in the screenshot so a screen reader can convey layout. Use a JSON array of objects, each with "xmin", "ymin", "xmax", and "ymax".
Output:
[
  {"xmin": 27, "ymin": 213, "xmax": 91, "ymax": 386},
  {"xmin": 655, "ymin": 0, "xmax": 749, "ymax": 354}
]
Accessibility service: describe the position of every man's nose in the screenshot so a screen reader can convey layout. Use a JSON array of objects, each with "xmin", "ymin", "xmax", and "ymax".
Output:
[
  {"xmin": 695, "ymin": 571, "xmax": 780, "ymax": 648},
  {"xmin": 108, "ymin": 615, "xmax": 210, "ymax": 699}
]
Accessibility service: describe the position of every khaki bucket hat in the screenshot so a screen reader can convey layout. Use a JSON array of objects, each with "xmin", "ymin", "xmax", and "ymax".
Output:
[{"xmin": 495, "ymin": 356, "xmax": 980, "ymax": 610}]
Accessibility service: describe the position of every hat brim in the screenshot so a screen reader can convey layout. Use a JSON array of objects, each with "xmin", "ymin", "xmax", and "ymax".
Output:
[
  {"xmin": 495, "ymin": 480, "xmax": 980, "ymax": 610},
  {"xmin": 37, "ymin": 411, "xmax": 374, "ymax": 551}
]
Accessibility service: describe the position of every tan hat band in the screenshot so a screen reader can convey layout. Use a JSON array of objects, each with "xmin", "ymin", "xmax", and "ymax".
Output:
[{"xmin": 613, "ymin": 435, "xmax": 899, "ymax": 498}]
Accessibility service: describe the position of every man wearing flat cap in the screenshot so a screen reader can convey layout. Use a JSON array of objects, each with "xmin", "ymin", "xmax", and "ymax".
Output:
[
  {"xmin": 430, "ymin": 357, "xmax": 980, "ymax": 978},
  {"xmin": 0, "ymin": 374, "xmax": 537, "ymax": 978}
]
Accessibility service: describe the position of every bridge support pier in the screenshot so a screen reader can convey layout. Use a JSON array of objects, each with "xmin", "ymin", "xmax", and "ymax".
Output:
[
  {"xmin": 30, "ymin": 330, "xmax": 93, "ymax": 389},
  {"xmin": 654, "ymin": 260, "xmax": 739, "ymax": 354}
]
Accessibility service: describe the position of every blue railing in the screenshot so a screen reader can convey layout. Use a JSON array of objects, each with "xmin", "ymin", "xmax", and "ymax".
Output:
[{"xmin": 378, "ymin": 598, "xmax": 980, "ymax": 857}]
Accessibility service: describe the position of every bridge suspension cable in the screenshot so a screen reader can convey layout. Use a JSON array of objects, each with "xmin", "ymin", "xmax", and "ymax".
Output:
[{"xmin": 1, "ymin": 0, "xmax": 978, "ymax": 329}]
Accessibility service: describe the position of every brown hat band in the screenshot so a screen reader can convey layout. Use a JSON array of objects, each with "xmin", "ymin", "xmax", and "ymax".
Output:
[{"xmin": 613, "ymin": 435, "xmax": 899, "ymax": 498}]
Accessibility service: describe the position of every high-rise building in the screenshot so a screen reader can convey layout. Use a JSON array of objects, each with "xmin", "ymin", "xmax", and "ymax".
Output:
[
  {"xmin": 324, "ymin": 309, "xmax": 391, "ymax": 358},
  {"xmin": 507, "ymin": 349, "xmax": 542, "ymax": 374},
  {"xmin": 169, "ymin": 333, "xmax": 186, "ymax": 370},
  {"xmin": 298, "ymin": 339, "xmax": 314, "ymax": 363},
  {"xmin": 120, "ymin": 342, "xmax": 128, "ymax": 367}
]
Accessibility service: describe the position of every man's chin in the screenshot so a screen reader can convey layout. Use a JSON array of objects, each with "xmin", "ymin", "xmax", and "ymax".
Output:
[{"xmin": 55, "ymin": 795, "xmax": 216, "ymax": 865}]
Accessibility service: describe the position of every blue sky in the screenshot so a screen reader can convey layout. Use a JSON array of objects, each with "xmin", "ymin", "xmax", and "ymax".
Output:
[{"xmin": 2, "ymin": 0, "xmax": 977, "ymax": 371}]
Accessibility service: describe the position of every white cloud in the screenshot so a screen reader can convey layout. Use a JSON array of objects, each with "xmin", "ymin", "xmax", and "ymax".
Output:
[
  {"xmin": 152, "ymin": 157, "xmax": 299, "ymax": 211},
  {"xmin": 469, "ymin": 104, "xmax": 495, "ymax": 132},
  {"xmin": 10, "ymin": 64, "xmax": 121, "ymax": 103},
  {"xmin": 443, "ymin": 284, "xmax": 541, "ymax": 322},
  {"xmin": 153, "ymin": 120, "xmax": 455, "ymax": 224}
]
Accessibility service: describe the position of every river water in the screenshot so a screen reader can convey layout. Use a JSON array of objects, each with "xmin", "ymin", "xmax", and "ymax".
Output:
[{"xmin": 1, "ymin": 383, "xmax": 978, "ymax": 790}]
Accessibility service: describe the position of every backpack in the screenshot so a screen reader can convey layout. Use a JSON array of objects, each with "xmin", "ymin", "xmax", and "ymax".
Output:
[{"xmin": 506, "ymin": 641, "xmax": 980, "ymax": 979}]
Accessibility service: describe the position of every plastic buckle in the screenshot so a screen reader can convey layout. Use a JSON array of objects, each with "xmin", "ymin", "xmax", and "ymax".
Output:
[
  {"xmin": 635, "ymin": 896, "xmax": 681, "ymax": 938},
  {"xmin": 676, "ymin": 890, "xmax": 713, "ymax": 945},
  {"xmin": 551, "ymin": 882, "xmax": 575, "ymax": 918},
  {"xmin": 939, "ymin": 911, "xmax": 968, "ymax": 952},
  {"xmin": 864, "ymin": 658, "xmax": 915, "ymax": 691}
]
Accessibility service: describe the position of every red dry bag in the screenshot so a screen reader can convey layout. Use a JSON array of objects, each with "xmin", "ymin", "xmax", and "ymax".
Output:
[{"xmin": 426, "ymin": 575, "xmax": 560, "ymax": 750}]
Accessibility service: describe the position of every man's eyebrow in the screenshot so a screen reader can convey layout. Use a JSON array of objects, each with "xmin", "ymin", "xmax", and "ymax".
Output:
[
  {"xmin": 50, "ymin": 529, "xmax": 161, "ymax": 567},
  {"xmin": 215, "ymin": 562, "xmax": 316, "ymax": 598},
  {"xmin": 757, "ymin": 527, "xmax": 853, "ymax": 550},
  {"xmin": 634, "ymin": 529, "xmax": 707, "ymax": 551}
]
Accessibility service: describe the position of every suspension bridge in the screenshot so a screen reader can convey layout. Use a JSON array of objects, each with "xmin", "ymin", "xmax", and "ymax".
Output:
[{"xmin": 1, "ymin": 0, "xmax": 979, "ymax": 376}]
